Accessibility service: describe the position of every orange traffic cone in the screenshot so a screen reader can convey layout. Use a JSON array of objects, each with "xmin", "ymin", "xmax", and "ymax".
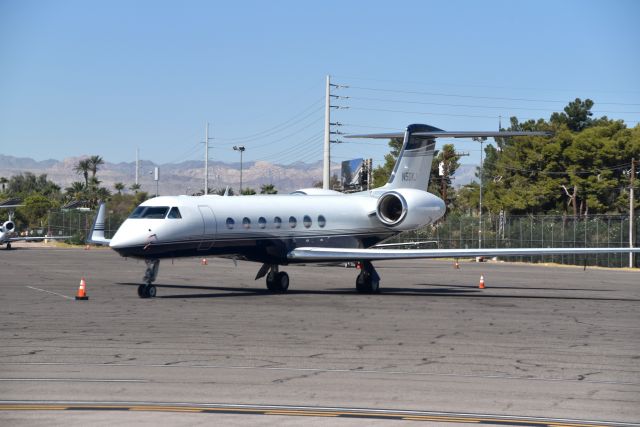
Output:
[
  {"xmin": 478, "ymin": 275, "xmax": 485, "ymax": 289},
  {"xmin": 76, "ymin": 277, "xmax": 89, "ymax": 300},
  {"xmin": 201, "ymin": 258, "xmax": 208, "ymax": 266},
  {"xmin": 454, "ymin": 260, "xmax": 460, "ymax": 269}
]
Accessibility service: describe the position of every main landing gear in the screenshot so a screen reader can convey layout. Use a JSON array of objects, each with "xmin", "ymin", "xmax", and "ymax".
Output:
[
  {"xmin": 5, "ymin": 243, "xmax": 11, "ymax": 250},
  {"xmin": 138, "ymin": 259, "xmax": 159, "ymax": 298},
  {"xmin": 256, "ymin": 264, "xmax": 289, "ymax": 292},
  {"xmin": 355, "ymin": 261, "xmax": 380, "ymax": 294}
]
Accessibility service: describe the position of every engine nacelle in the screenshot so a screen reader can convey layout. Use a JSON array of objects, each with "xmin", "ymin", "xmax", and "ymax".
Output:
[
  {"xmin": 376, "ymin": 191, "xmax": 408, "ymax": 226},
  {"xmin": 375, "ymin": 189, "xmax": 445, "ymax": 230},
  {"xmin": 1, "ymin": 221, "xmax": 15, "ymax": 233}
]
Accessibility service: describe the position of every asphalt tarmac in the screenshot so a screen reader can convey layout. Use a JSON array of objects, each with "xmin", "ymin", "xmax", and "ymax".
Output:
[{"xmin": 1, "ymin": 244, "xmax": 639, "ymax": 426}]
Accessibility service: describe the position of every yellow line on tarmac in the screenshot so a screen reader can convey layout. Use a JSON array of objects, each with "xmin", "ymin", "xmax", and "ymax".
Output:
[
  {"xmin": 402, "ymin": 416, "xmax": 480, "ymax": 422},
  {"xmin": 129, "ymin": 407, "xmax": 203, "ymax": 413},
  {"xmin": 265, "ymin": 410, "xmax": 338, "ymax": 417},
  {"xmin": 0, "ymin": 403, "xmax": 620, "ymax": 426}
]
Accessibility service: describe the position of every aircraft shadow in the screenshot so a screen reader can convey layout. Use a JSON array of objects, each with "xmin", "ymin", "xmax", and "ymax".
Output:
[
  {"xmin": 115, "ymin": 282, "xmax": 638, "ymax": 301},
  {"xmin": 414, "ymin": 283, "xmax": 606, "ymax": 292}
]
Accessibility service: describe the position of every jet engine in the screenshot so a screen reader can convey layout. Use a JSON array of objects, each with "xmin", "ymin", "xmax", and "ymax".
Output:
[
  {"xmin": 376, "ymin": 191, "xmax": 407, "ymax": 226},
  {"xmin": 374, "ymin": 189, "xmax": 446, "ymax": 230},
  {"xmin": 1, "ymin": 220, "xmax": 15, "ymax": 233}
]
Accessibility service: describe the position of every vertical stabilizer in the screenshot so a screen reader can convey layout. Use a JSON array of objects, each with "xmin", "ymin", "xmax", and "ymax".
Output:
[
  {"xmin": 384, "ymin": 124, "xmax": 440, "ymax": 190},
  {"xmin": 87, "ymin": 202, "xmax": 111, "ymax": 245}
]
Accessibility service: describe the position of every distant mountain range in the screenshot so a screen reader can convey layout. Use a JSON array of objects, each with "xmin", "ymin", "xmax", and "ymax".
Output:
[{"xmin": 0, "ymin": 155, "xmax": 477, "ymax": 195}]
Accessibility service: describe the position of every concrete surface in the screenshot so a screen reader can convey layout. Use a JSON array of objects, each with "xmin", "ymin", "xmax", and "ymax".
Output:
[{"xmin": 1, "ymin": 246, "xmax": 639, "ymax": 425}]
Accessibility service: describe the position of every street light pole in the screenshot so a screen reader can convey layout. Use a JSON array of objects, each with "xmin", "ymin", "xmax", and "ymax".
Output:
[
  {"xmin": 473, "ymin": 137, "xmax": 487, "ymax": 249},
  {"xmin": 233, "ymin": 145, "xmax": 245, "ymax": 194}
]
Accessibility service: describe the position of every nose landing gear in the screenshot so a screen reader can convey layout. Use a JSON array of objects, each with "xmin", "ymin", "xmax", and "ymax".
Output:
[{"xmin": 138, "ymin": 259, "xmax": 159, "ymax": 298}]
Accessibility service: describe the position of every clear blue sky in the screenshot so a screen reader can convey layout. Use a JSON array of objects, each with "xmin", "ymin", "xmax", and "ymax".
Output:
[{"xmin": 1, "ymin": 0, "xmax": 638, "ymax": 168}]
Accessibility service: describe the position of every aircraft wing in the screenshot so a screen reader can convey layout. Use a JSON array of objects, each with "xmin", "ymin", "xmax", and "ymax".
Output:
[
  {"xmin": 8, "ymin": 236, "xmax": 70, "ymax": 242},
  {"xmin": 288, "ymin": 246, "xmax": 640, "ymax": 262}
]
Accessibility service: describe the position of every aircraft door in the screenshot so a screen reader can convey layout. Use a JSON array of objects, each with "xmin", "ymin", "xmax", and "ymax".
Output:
[{"xmin": 198, "ymin": 205, "xmax": 216, "ymax": 250}]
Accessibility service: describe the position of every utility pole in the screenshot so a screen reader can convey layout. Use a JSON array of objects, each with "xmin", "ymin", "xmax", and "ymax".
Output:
[
  {"xmin": 631, "ymin": 158, "xmax": 636, "ymax": 268},
  {"xmin": 323, "ymin": 75, "xmax": 331, "ymax": 189},
  {"xmin": 203, "ymin": 122, "xmax": 213, "ymax": 195},
  {"xmin": 322, "ymin": 75, "xmax": 348, "ymax": 190},
  {"xmin": 135, "ymin": 148, "xmax": 139, "ymax": 186}
]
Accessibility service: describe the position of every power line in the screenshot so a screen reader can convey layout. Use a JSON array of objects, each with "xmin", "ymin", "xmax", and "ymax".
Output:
[
  {"xmin": 347, "ymin": 96, "xmax": 640, "ymax": 115},
  {"xmin": 216, "ymin": 99, "xmax": 324, "ymax": 143},
  {"xmin": 346, "ymin": 85, "xmax": 640, "ymax": 106},
  {"xmin": 333, "ymin": 74, "xmax": 640, "ymax": 96},
  {"xmin": 349, "ymin": 106, "xmax": 499, "ymax": 119}
]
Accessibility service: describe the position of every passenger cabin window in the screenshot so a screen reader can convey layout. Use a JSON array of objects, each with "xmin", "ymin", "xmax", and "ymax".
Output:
[
  {"xmin": 243, "ymin": 217, "xmax": 251, "ymax": 229},
  {"xmin": 303, "ymin": 215, "xmax": 312, "ymax": 228},
  {"xmin": 258, "ymin": 217, "xmax": 267, "ymax": 229},
  {"xmin": 274, "ymin": 217, "xmax": 282, "ymax": 228},
  {"xmin": 226, "ymin": 218, "xmax": 235, "ymax": 229},
  {"xmin": 128, "ymin": 206, "xmax": 169, "ymax": 219},
  {"xmin": 289, "ymin": 216, "xmax": 297, "ymax": 228},
  {"xmin": 167, "ymin": 207, "xmax": 182, "ymax": 219},
  {"xmin": 318, "ymin": 215, "xmax": 326, "ymax": 228}
]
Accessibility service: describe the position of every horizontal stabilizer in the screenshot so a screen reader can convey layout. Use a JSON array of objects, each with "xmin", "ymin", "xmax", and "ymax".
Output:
[
  {"xmin": 289, "ymin": 246, "xmax": 640, "ymax": 262},
  {"xmin": 347, "ymin": 131, "xmax": 551, "ymax": 139}
]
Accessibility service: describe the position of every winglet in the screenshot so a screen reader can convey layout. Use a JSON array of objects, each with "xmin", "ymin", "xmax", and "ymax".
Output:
[{"xmin": 86, "ymin": 201, "xmax": 111, "ymax": 245}]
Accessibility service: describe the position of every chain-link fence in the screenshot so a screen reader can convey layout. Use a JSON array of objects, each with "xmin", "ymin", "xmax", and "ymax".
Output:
[
  {"xmin": 390, "ymin": 214, "xmax": 639, "ymax": 268},
  {"xmin": 46, "ymin": 209, "xmax": 123, "ymax": 244}
]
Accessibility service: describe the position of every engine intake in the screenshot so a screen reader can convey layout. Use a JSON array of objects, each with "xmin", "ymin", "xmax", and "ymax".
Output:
[
  {"xmin": 2, "ymin": 221, "xmax": 15, "ymax": 233},
  {"xmin": 376, "ymin": 191, "xmax": 408, "ymax": 226}
]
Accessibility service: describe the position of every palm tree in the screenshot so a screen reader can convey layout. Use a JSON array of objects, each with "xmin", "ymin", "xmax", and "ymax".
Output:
[
  {"xmin": 88, "ymin": 176, "xmax": 101, "ymax": 189},
  {"xmin": 88, "ymin": 155, "xmax": 105, "ymax": 178},
  {"xmin": 130, "ymin": 183, "xmax": 141, "ymax": 194},
  {"xmin": 65, "ymin": 181, "xmax": 86, "ymax": 201},
  {"xmin": 114, "ymin": 182, "xmax": 125, "ymax": 195},
  {"xmin": 74, "ymin": 159, "xmax": 91, "ymax": 186},
  {"xmin": 260, "ymin": 184, "xmax": 277, "ymax": 194}
]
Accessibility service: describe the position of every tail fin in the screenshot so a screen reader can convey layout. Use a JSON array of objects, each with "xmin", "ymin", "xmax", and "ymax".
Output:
[
  {"xmin": 347, "ymin": 124, "xmax": 551, "ymax": 191},
  {"xmin": 346, "ymin": 124, "xmax": 441, "ymax": 190},
  {"xmin": 87, "ymin": 202, "xmax": 111, "ymax": 245},
  {"xmin": 383, "ymin": 124, "xmax": 439, "ymax": 190}
]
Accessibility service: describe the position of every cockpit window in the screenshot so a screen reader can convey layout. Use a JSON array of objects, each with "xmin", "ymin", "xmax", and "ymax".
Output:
[
  {"xmin": 167, "ymin": 207, "xmax": 182, "ymax": 219},
  {"xmin": 128, "ymin": 206, "xmax": 169, "ymax": 219}
]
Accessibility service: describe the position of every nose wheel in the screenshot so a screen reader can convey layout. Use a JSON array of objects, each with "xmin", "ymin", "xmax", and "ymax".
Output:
[
  {"xmin": 138, "ymin": 284, "xmax": 157, "ymax": 298},
  {"xmin": 139, "ymin": 259, "xmax": 160, "ymax": 298}
]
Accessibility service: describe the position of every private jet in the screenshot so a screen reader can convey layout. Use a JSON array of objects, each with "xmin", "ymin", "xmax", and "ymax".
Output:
[
  {"xmin": 1, "ymin": 205, "xmax": 69, "ymax": 249},
  {"xmin": 88, "ymin": 124, "xmax": 640, "ymax": 298}
]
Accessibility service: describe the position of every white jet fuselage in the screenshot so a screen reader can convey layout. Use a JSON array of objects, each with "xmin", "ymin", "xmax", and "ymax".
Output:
[{"xmin": 109, "ymin": 189, "xmax": 446, "ymax": 264}]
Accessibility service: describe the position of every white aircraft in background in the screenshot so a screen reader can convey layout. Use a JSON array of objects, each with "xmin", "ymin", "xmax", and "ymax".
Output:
[
  {"xmin": 0, "ymin": 205, "xmax": 69, "ymax": 249},
  {"xmin": 88, "ymin": 123, "xmax": 640, "ymax": 298}
]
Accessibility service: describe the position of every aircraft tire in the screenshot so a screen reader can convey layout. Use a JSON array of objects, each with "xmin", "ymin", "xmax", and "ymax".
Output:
[
  {"xmin": 146, "ymin": 285, "xmax": 157, "ymax": 298},
  {"xmin": 6, "ymin": 243, "xmax": 11, "ymax": 250},
  {"xmin": 137, "ymin": 285, "xmax": 146, "ymax": 298},
  {"xmin": 356, "ymin": 272, "xmax": 379, "ymax": 294},
  {"xmin": 266, "ymin": 272, "xmax": 277, "ymax": 291},
  {"xmin": 276, "ymin": 272, "xmax": 289, "ymax": 292}
]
